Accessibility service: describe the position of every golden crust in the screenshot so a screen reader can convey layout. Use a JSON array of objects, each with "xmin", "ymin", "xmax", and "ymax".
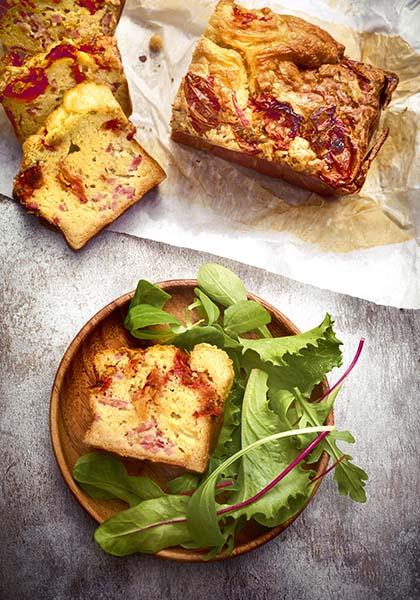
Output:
[
  {"xmin": 171, "ymin": 0, "xmax": 399, "ymax": 195},
  {"xmin": 0, "ymin": 36, "xmax": 131, "ymax": 142}
]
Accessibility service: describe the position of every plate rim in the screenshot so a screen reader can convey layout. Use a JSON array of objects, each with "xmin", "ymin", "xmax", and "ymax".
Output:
[{"xmin": 50, "ymin": 279, "xmax": 333, "ymax": 562}]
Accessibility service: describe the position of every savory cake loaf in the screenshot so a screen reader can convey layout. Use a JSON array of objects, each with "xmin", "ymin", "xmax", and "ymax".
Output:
[
  {"xmin": 0, "ymin": 0, "xmax": 125, "ymax": 58},
  {"xmin": 13, "ymin": 82, "xmax": 165, "ymax": 250},
  {"xmin": 0, "ymin": 36, "xmax": 131, "ymax": 141},
  {"xmin": 171, "ymin": 0, "xmax": 399, "ymax": 196},
  {"xmin": 84, "ymin": 343, "xmax": 234, "ymax": 473}
]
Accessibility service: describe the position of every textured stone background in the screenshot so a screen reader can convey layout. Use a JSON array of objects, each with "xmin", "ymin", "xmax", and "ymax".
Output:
[{"xmin": 1, "ymin": 198, "xmax": 419, "ymax": 600}]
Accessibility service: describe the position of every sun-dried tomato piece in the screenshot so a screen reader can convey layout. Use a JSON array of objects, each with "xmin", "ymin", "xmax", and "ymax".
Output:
[
  {"xmin": 101, "ymin": 118, "xmax": 124, "ymax": 132},
  {"xmin": 250, "ymin": 94, "xmax": 302, "ymax": 149},
  {"xmin": 5, "ymin": 47, "xmax": 27, "ymax": 67},
  {"xmin": 57, "ymin": 161, "xmax": 88, "ymax": 203},
  {"xmin": 15, "ymin": 164, "xmax": 43, "ymax": 202},
  {"xmin": 234, "ymin": 132, "xmax": 260, "ymax": 155},
  {"xmin": 184, "ymin": 73, "xmax": 221, "ymax": 133},
  {"xmin": 232, "ymin": 6, "xmax": 270, "ymax": 27},
  {"xmin": 77, "ymin": 0, "xmax": 105, "ymax": 15},
  {"xmin": 305, "ymin": 106, "xmax": 355, "ymax": 186},
  {"xmin": 3, "ymin": 68, "xmax": 48, "ymax": 102},
  {"xmin": 172, "ymin": 350, "xmax": 221, "ymax": 416},
  {"xmin": 232, "ymin": 92, "xmax": 250, "ymax": 127},
  {"xmin": 46, "ymin": 43, "xmax": 76, "ymax": 64}
]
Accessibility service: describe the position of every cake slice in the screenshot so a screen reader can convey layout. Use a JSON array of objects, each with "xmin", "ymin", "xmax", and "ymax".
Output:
[
  {"xmin": 13, "ymin": 82, "xmax": 165, "ymax": 250},
  {"xmin": 0, "ymin": 36, "xmax": 131, "ymax": 142},
  {"xmin": 0, "ymin": 0, "xmax": 125, "ymax": 57},
  {"xmin": 84, "ymin": 344, "xmax": 235, "ymax": 473},
  {"xmin": 171, "ymin": 0, "xmax": 398, "ymax": 196}
]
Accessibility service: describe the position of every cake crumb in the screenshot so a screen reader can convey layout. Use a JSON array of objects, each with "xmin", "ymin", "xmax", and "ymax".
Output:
[{"xmin": 149, "ymin": 34, "xmax": 163, "ymax": 53}]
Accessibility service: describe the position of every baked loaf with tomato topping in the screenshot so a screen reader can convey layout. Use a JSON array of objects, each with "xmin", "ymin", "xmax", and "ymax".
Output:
[
  {"xmin": 13, "ymin": 82, "xmax": 165, "ymax": 250},
  {"xmin": 171, "ymin": 0, "xmax": 398, "ymax": 196},
  {"xmin": 0, "ymin": 0, "xmax": 125, "ymax": 58},
  {"xmin": 84, "ymin": 343, "xmax": 234, "ymax": 473},
  {"xmin": 0, "ymin": 37, "xmax": 131, "ymax": 142}
]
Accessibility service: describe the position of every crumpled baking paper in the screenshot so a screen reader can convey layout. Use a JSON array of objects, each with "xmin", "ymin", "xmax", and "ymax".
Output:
[{"xmin": 0, "ymin": 0, "xmax": 419, "ymax": 307}]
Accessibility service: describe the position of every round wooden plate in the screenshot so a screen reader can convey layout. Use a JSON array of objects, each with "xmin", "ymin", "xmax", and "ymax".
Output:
[{"xmin": 50, "ymin": 280, "xmax": 332, "ymax": 561}]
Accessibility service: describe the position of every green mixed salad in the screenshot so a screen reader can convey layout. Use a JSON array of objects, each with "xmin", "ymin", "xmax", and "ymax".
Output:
[{"xmin": 73, "ymin": 263, "xmax": 367, "ymax": 557}]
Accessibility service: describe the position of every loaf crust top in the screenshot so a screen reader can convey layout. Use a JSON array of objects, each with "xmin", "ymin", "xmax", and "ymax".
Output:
[{"xmin": 171, "ymin": 0, "xmax": 398, "ymax": 195}]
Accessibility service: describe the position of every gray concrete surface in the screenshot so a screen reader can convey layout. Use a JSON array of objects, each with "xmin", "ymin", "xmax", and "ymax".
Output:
[{"xmin": 1, "ymin": 197, "xmax": 419, "ymax": 600}]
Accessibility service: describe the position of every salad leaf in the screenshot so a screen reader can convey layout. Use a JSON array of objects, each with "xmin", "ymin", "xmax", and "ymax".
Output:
[
  {"xmin": 193, "ymin": 288, "xmax": 220, "ymax": 325},
  {"xmin": 94, "ymin": 495, "xmax": 192, "ymax": 556},
  {"xmin": 186, "ymin": 412, "xmax": 335, "ymax": 547},
  {"xmin": 308, "ymin": 429, "xmax": 368, "ymax": 503},
  {"xmin": 128, "ymin": 280, "xmax": 171, "ymax": 311},
  {"xmin": 228, "ymin": 371, "xmax": 314, "ymax": 529},
  {"xmin": 241, "ymin": 314, "xmax": 342, "ymax": 396},
  {"xmin": 240, "ymin": 313, "xmax": 341, "ymax": 367},
  {"xmin": 94, "ymin": 425, "xmax": 333, "ymax": 556},
  {"xmin": 198, "ymin": 263, "xmax": 247, "ymax": 307},
  {"xmin": 167, "ymin": 473, "xmax": 200, "ymax": 495},
  {"xmin": 172, "ymin": 325, "xmax": 224, "ymax": 349},
  {"xmin": 212, "ymin": 383, "xmax": 243, "ymax": 460},
  {"xmin": 224, "ymin": 300, "xmax": 271, "ymax": 336},
  {"xmin": 124, "ymin": 304, "xmax": 180, "ymax": 339},
  {"xmin": 73, "ymin": 453, "xmax": 164, "ymax": 507}
]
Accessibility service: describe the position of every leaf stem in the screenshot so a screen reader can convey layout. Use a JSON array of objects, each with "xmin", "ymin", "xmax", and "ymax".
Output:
[
  {"xmin": 308, "ymin": 454, "xmax": 351, "ymax": 487},
  {"xmin": 216, "ymin": 430, "xmax": 330, "ymax": 516},
  {"xmin": 318, "ymin": 338, "xmax": 365, "ymax": 402}
]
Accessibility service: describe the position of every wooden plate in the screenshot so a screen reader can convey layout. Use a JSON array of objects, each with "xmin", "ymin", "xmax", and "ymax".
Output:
[{"xmin": 50, "ymin": 280, "xmax": 332, "ymax": 561}]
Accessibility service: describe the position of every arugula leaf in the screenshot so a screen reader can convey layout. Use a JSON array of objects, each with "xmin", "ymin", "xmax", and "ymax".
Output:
[
  {"xmin": 94, "ymin": 495, "xmax": 192, "ymax": 556},
  {"xmin": 194, "ymin": 288, "xmax": 220, "ymax": 325},
  {"xmin": 128, "ymin": 280, "xmax": 171, "ymax": 311},
  {"xmin": 167, "ymin": 473, "xmax": 200, "ymax": 495},
  {"xmin": 308, "ymin": 429, "xmax": 368, "ymax": 503},
  {"xmin": 73, "ymin": 453, "xmax": 164, "ymax": 507},
  {"xmin": 224, "ymin": 300, "xmax": 271, "ymax": 336},
  {"xmin": 124, "ymin": 304, "xmax": 180, "ymax": 339},
  {"xmin": 198, "ymin": 263, "xmax": 247, "ymax": 307},
  {"xmin": 173, "ymin": 325, "xmax": 224, "ymax": 349}
]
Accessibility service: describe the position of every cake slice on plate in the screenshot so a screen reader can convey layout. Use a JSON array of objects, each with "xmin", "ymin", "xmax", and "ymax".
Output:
[
  {"xmin": 13, "ymin": 82, "xmax": 165, "ymax": 250},
  {"xmin": 84, "ymin": 343, "xmax": 235, "ymax": 473},
  {"xmin": 0, "ymin": 36, "xmax": 131, "ymax": 142}
]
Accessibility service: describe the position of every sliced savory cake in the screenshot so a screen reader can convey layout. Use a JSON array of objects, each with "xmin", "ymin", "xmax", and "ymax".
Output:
[
  {"xmin": 0, "ymin": 36, "xmax": 131, "ymax": 142},
  {"xmin": 84, "ymin": 344, "xmax": 235, "ymax": 473},
  {"xmin": 13, "ymin": 82, "xmax": 165, "ymax": 250},
  {"xmin": 0, "ymin": 0, "xmax": 124, "ymax": 57}
]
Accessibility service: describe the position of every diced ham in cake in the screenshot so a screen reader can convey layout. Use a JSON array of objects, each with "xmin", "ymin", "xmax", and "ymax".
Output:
[
  {"xmin": 84, "ymin": 344, "xmax": 235, "ymax": 473},
  {"xmin": 13, "ymin": 82, "xmax": 165, "ymax": 250}
]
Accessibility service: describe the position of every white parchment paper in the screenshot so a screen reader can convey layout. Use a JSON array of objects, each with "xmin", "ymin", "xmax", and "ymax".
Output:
[{"xmin": 1, "ymin": 0, "xmax": 419, "ymax": 307}]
